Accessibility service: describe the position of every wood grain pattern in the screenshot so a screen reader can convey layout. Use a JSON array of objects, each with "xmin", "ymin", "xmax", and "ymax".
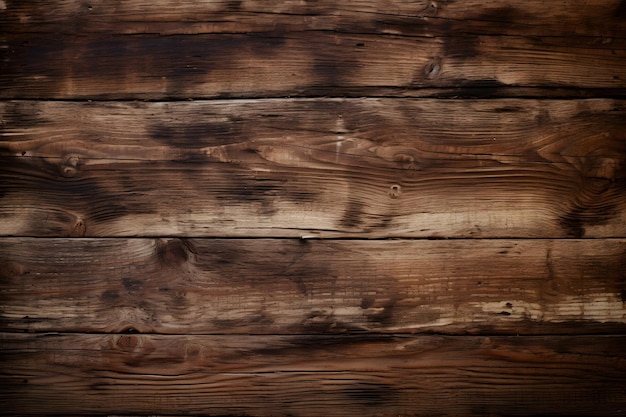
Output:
[
  {"xmin": 1, "ymin": 333, "xmax": 625, "ymax": 416},
  {"xmin": 2, "ymin": 0, "xmax": 625, "ymax": 100},
  {"xmin": 3, "ymin": 0, "xmax": 625, "ymax": 37},
  {"xmin": 1, "ymin": 99, "xmax": 624, "ymax": 238},
  {"xmin": 1, "ymin": 1, "xmax": 625, "ymax": 415},
  {"xmin": 1, "ymin": 238, "xmax": 624, "ymax": 335}
]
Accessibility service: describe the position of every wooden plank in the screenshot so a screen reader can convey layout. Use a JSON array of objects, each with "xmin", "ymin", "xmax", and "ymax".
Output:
[
  {"xmin": 1, "ymin": 238, "xmax": 624, "ymax": 335},
  {"xmin": 2, "ymin": 33, "xmax": 623, "ymax": 99},
  {"xmin": 1, "ymin": 16, "xmax": 625, "ymax": 99},
  {"xmin": 2, "ymin": 0, "xmax": 625, "ymax": 37},
  {"xmin": 1, "ymin": 333, "xmax": 625, "ymax": 416},
  {"xmin": 1, "ymin": 99, "xmax": 625, "ymax": 238}
]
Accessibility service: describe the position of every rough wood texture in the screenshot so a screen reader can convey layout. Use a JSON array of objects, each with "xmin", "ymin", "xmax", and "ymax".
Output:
[
  {"xmin": 1, "ymin": 333, "xmax": 625, "ymax": 416},
  {"xmin": 3, "ymin": 0, "xmax": 625, "ymax": 37},
  {"xmin": 1, "ymin": 0, "xmax": 625, "ymax": 98},
  {"xmin": 1, "ymin": 33, "xmax": 623, "ymax": 99},
  {"xmin": 1, "ymin": 238, "xmax": 624, "ymax": 335},
  {"xmin": 2, "ymin": 99, "xmax": 625, "ymax": 238},
  {"xmin": 1, "ymin": 0, "xmax": 625, "ymax": 415}
]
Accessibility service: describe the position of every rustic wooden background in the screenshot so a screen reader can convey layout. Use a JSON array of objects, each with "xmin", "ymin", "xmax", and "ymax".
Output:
[{"xmin": 1, "ymin": 1, "xmax": 626, "ymax": 415}]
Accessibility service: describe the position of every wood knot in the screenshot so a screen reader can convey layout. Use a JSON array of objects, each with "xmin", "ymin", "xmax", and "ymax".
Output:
[
  {"xmin": 584, "ymin": 157, "xmax": 618, "ymax": 182},
  {"xmin": 424, "ymin": 57, "xmax": 442, "ymax": 79},
  {"xmin": 116, "ymin": 334, "xmax": 140, "ymax": 351},
  {"xmin": 60, "ymin": 154, "xmax": 81, "ymax": 178},
  {"xmin": 185, "ymin": 344, "xmax": 203, "ymax": 359},
  {"xmin": 157, "ymin": 238, "xmax": 194, "ymax": 267},
  {"xmin": 394, "ymin": 153, "xmax": 418, "ymax": 170},
  {"xmin": 421, "ymin": 1, "xmax": 439, "ymax": 17},
  {"xmin": 70, "ymin": 219, "xmax": 87, "ymax": 237}
]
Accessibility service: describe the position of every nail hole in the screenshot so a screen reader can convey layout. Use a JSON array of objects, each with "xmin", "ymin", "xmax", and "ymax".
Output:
[
  {"xmin": 389, "ymin": 184, "xmax": 402, "ymax": 198},
  {"xmin": 425, "ymin": 59, "xmax": 442, "ymax": 79}
]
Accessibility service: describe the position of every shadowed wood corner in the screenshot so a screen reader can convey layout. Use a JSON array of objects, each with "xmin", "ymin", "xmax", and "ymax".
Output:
[{"xmin": 1, "ymin": 1, "xmax": 625, "ymax": 416}]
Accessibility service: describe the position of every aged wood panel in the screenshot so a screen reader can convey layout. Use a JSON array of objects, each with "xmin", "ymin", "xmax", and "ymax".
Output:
[
  {"xmin": 1, "ymin": 238, "xmax": 624, "ymax": 335},
  {"xmin": 3, "ymin": 1, "xmax": 624, "ymax": 98},
  {"xmin": 1, "ymin": 99, "xmax": 624, "ymax": 238},
  {"xmin": 1, "ymin": 32, "xmax": 624, "ymax": 98},
  {"xmin": 1, "ymin": 333, "xmax": 625, "ymax": 416},
  {"xmin": 2, "ymin": 0, "xmax": 625, "ymax": 37}
]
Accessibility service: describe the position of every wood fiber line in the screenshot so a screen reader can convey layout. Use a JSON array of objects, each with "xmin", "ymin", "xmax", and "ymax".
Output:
[
  {"xmin": 1, "ymin": 333, "xmax": 625, "ymax": 416},
  {"xmin": 1, "ymin": 99, "xmax": 625, "ymax": 238},
  {"xmin": 1, "ymin": 238, "xmax": 624, "ymax": 335}
]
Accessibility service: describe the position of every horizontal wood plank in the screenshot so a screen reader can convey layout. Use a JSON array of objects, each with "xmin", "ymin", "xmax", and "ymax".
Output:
[
  {"xmin": 1, "ymin": 333, "xmax": 625, "ymax": 416},
  {"xmin": 1, "ymin": 99, "xmax": 625, "ymax": 238},
  {"xmin": 3, "ymin": 0, "xmax": 625, "ymax": 37},
  {"xmin": 3, "ymin": 0, "xmax": 626, "ymax": 101},
  {"xmin": 2, "ymin": 32, "xmax": 624, "ymax": 99},
  {"xmin": 1, "ymin": 238, "xmax": 624, "ymax": 335}
]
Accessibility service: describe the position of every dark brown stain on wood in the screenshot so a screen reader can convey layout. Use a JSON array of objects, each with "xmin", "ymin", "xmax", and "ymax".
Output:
[
  {"xmin": 0, "ymin": 102, "xmax": 50, "ymax": 128},
  {"xmin": 442, "ymin": 35, "xmax": 482, "ymax": 59},
  {"xmin": 157, "ymin": 238, "xmax": 193, "ymax": 268},
  {"xmin": 100, "ymin": 290, "xmax": 120, "ymax": 301},
  {"xmin": 150, "ymin": 120, "xmax": 245, "ymax": 147},
  {"xmin": 121, "ymin": 278, "xmax": 143, "ymax": 295},
  {"xmin": 560, "ymin": 151, "xmax": 626, "ymax": 237},
  {"xmin": 615, "ymin": 0, "xmax": 626, "ymax": 18},
  {"xmin": 343, "ymin": 383, "xmax": 398, "ymax": 407},
  {"xmin": 340, "ymin": 200, "xmax": 366, "ymax": 229},
  {"xmin": 226, "ymin": 0, "xmax": 243, "ymax": 12}
]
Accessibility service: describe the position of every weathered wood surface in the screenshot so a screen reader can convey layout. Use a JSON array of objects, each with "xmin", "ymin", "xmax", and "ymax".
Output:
[
  {"xmin": 1, "ymin": 0, "xmax": 625, "ymax": 98},
  {"xmin": 1, "ymin": 99, "xmax": 625, "ymax": 238},
  {"xmin": 2, "ymin": 34, "xmax": 623, "ymax": 99},
  {"xmin": 1, "ymin": 1, "xmax": 625, "ymax": 415},
  {"xmin": 1, "ymin": 333, "xmax": 625, "ymax": 416},
  {"xmin": 3, "ymin": 0, "xmax": 625, "ymax": 37},
  {"xmin": 1, "ymin": 238, "xmax": 624, "ymax": 335}
]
